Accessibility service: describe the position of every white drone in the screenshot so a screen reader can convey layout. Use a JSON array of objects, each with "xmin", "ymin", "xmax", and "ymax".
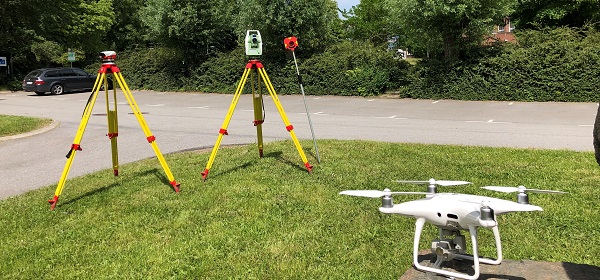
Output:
[{"xmin": 339, "ymin": 178, "xmax": 565, "ymax": 280}]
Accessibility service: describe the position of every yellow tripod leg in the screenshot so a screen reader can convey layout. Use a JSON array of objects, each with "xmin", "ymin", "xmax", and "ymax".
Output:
[
  {"xmin": 48, "ymin": 73, "xmax": 105, "ymax": 210},
  {"xmin": 257, "ymin": 67, "xmax": 312, "ymax": 173},
  {"xmin": 251, "ymin": 69, "xmax": 265, "ymax": 157},
  {"xmin": 112, "ymin": 71, "xmax": 180, "ymax": 192},
  {"xmin": 202, "ymin": 67, "xmax": 252, "ymax": 180},
  {"xmin": 107, "ymin": 80, "xmax": 119, "ymax": 176}
]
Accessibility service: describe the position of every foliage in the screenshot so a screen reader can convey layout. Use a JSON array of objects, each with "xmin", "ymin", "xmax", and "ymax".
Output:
[
  {"xmin": 340, "ymin": 0, "xmax": 392, "ymax": 46},
  {"xmin": 138, "ymin": 0, "xmax": 237, "ymax": 64},
  {"xmin": 188, "ymin": 40, "xmax": 409, "ymax": 96},
  {"xmin": 403, "ymin": 27, "xmax": 600, "ymax": 102},
  {"xmin": 112, "ymin": 47, "xmax": 190, "ymax": 91},
  {"xmin": 104, "ymin": 0, "xmax": 148, "ymax": 51},
  {"xmin": 514, "ymin": 0, "xmax": 600, "ymax": 29},
  {"xmin": 189, "ymin": 49, "xmax": 249, "ymax": 93},
  {"xmin": 387, "ymin": 0, "xmax": 514, "ymax": 61},
  {"xmin": 300, "ymin": 41, "xmax": 410, "ymax": 96},
  {"xmin": 233, "ymin": 0, "xmax": 340, "ymax": 63},
  {"xmin": 0, "ymin": 140, "xmax": 598, "ymax": 278}
]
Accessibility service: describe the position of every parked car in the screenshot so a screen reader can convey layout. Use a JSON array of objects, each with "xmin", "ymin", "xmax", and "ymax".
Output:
[{"xmin": 22, "ymin": 67, "xmax": 112, "ymax": 95}]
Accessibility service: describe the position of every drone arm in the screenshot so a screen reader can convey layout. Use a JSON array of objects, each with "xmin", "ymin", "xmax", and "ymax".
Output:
[{"xmin": 412, "ymin": 219, "xmax": 481, "ymax": 280}]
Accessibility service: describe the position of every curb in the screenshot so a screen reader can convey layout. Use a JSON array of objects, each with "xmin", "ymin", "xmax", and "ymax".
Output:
[{"xmin": 0, "ymin": 120, "xmax": 60, "ymax": 142}]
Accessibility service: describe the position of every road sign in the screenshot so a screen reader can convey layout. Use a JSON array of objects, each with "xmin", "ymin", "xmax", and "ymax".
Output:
[
  {"xmin": 68, "ymin": 52, "xmax": 76, "ymax": 62},
  {"xmin": 0, "ymin": 57, "xmax": 6, "ymax": 66}
]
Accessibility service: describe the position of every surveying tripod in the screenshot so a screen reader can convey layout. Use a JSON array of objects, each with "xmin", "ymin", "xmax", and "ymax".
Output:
[
  {"xmin": 201, "ymin": 59, "xmax": 313, "ymax": 180},
  {"xmin": 48, "ymin": 51, "xmax": 180, "ymax": 210}
]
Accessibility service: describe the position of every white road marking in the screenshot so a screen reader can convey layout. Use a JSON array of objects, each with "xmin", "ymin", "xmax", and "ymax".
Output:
[
  {"xmin": 432, "ymin": 100, "xmax": 440, "ymax": 104},
  {"xmin": 579, "ymin": 124, "xmax": 593, "ymax": 127},
  {"xmin": 375, "ymin": 115, "xmax": 407, "ymax": 119},
  {"xmin": 298, "ymin": 112, "xmax": 329, "ymax": 116},
  {"xmin": 187, "ymin": 106, "xmax": 209, "ymax": 109},
  {"xmin": 466, "ymin": 119, "xmax": 510, "ymax": 124},
  {"xmin": 147, "ymin": 104, "xmax": 164, "ymax": 107}
]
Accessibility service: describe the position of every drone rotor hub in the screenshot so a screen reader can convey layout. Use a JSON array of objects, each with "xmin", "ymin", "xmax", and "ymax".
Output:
[
  {"xmin": 381, "ymin": 188, "xmax": 394, "ymax": 208},
  {"xmin": 517, "ymin": 192, "xmax": 529, "ymax": 204},
  {"xmin": 480, "ymin": 203, "xmax": 495, "ymax": 221}
]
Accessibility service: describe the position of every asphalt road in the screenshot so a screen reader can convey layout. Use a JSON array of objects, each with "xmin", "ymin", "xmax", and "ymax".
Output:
[{"xmin": 0, "ymin": 90, "xmax": 597, "ymax": 199}]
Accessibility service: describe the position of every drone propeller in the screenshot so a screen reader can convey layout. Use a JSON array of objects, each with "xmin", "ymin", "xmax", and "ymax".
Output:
[
  {"xmin": 339, "ymin": 190, "xmax": 430, "ymax": 198},
  {"xmin": 482, "ymin": 186, "xmax": 566, "ymax": 194},
  {"xmin": 395, "ymin": 178, "xmax": 471, "ymax": 186}
]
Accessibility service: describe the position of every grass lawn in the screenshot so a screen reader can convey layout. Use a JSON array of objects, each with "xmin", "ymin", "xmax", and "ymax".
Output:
[
  {"xmin": 0, "ymin": 140, "xmax": 598, "ymax": 279},
  {"xmin": 0, "ymin": 114, "xmax": 52, "ymax": 137}
]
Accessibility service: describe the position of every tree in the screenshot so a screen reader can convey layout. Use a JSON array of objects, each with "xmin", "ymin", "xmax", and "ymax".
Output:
[
  {"xmin": 340, "ymin": 0, "xmax": 392, "ymax": 46},
  {"xmin": 233, "ymin": 0, "xmax": 340, "ymax": 63},
  {"xmin": 513, "ymin": 0, "xmax": 600, "ymax": 29},
  {"xmin": 104, "ymin": 0, "xmax": 148, "ymax": 51},
  {"xmin": 387, "ymin": 0, "xmax": 514, "ymax": 61},
  {"xmin": 138, "ymin": 0, "xmax": 237, "ymax": 62},
  {"xmin": 0, "ymin": 0, "xmax": 113, "ymax": 70}
]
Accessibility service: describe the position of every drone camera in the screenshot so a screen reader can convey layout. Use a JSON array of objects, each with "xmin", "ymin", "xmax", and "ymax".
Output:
[
  {"xmin": 99, "ymin": 51, "xmax": 117, "ymax": 63},
  {"xmin": 245, "ymin": 30, "xmax": 262, "ymax": 56}
]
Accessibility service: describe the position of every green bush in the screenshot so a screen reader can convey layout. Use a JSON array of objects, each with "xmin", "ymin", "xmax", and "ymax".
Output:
[
  {"xmin": 188, "ymin": 41, "xmax": 410, "ymax": 97},
  {"xmin": 107, "ymin": 47, "xmax": 190, "ymax": 91},
  {"xmin": 188, "ymin": 49, "xmax": 248, "ymax": 93},
  {"xmin": 301, "ymin": 41, "xmax": 410, "ymax": 96},
  {"xmin": 403, "ymin": 27, "xmax": 600, "ymax": 102}
]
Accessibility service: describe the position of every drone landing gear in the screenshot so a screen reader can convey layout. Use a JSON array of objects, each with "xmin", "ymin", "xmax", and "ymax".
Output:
[{"xmin": 412, "ymin": 218, "xmax": 503, "ymax": 280}]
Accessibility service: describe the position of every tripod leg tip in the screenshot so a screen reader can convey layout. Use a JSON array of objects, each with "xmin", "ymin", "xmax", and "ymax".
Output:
[
  {"xmin": 305, "ymin": 163, "xmax": 313, "ymax": 173},
  {"xmin": 170, "ymin": 181, "xmax": 180, "ymax": 193},
  {"xmin": 113, "ymin": 169, "xmax": 119, "ymax": 176},
  {"xmin": 48, "ymin": 196, "xmax": 59, "ymax": 210},
  {"xmin": 201, "ymin": 169, "xmax": 209, "ymax": 181}
]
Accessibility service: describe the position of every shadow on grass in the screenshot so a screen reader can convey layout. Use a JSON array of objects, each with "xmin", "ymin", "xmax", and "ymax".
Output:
[
  {"xmin": 204, "ymin": 161, "xmax": 255, "ymax": 180},
  {"xmin": 204, "ymin": 149, "xmax": 310, "ymax": 180},
  {"xmin": 60, "ymin": 168, "xmax": 172, "ymax": 207},
  {"xmin": 264, "ymin": 151, "xmax": 310, "ymax": 173}
]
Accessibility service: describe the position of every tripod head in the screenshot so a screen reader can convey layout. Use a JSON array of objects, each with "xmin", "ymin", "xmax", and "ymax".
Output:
[{"xmin": 99, "ymin": 51, "xmax": 117, "ymax": 64}]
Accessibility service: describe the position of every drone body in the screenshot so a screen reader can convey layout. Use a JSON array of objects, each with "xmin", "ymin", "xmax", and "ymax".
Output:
[
  {"xmin": 340, "ymin": 179, "xmax": 564, "ymax": 280},
  {"xmin": 378, "ymin": 193, "xmax": 542, "ymax": 231}
]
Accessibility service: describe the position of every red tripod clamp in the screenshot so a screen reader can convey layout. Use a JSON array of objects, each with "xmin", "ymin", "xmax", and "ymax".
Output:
[{"xmin": 284, "ymin": 36, "xmax": 298, "ymax": 51}]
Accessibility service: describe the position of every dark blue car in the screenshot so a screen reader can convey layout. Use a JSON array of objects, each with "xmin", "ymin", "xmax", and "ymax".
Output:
[{"xmin": 22, "ymin": 67, "xmax": 110, "ymax": 95}]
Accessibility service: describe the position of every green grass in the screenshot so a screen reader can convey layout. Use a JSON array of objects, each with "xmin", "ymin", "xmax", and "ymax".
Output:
[
  {"xmin": 0, "ymin": 114, "xmax": 52, "ymax": 137},
  {"xmin": 1, "ymin": 140, "xmax": 598, "ymax": 279}
]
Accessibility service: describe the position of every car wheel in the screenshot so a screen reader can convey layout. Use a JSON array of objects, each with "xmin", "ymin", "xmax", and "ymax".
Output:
[
  {"xmin": 51, "ymin": 84, "xmax": 64, "ymax": 95},
  {"xmin": 35, "ymin": 91, "xmax": 45, "ymax": 95}
]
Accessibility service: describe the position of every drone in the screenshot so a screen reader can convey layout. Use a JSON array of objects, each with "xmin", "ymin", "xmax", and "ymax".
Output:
[{"xmin": 339, "ymin": 178, "xmax": 566, "ymax": 280}]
